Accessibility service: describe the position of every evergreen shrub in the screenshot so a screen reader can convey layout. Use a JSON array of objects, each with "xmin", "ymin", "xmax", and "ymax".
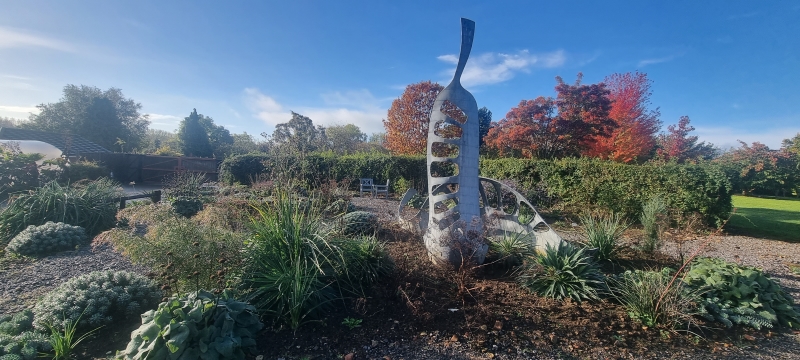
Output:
[{"xmin": 5, "ymin": 222, "xmax": 86, "ymax": 256}]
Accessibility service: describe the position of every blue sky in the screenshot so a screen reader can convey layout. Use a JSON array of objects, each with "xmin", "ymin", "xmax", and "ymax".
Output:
[{"xmin": 1, "ymin": 0, "xmax": 798, "ymax": 150}]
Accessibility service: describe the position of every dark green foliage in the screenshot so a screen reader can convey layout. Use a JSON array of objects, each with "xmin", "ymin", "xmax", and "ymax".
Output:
[
  {"xmin": 178, "ymin": 109, "xmax": 213, "ymax": 158},
  {"xmin": 218, "ymin": 153, "xmax": 271, "ymax": 185},
  {"xmin": 610, "ymin": 269, "xmax": 700, "ymax": 329},
  {"xmin": 517, "ymin": 242, "xmax": 604, "ymax": 303},
  {"xmin": 684, "ymin": 257, "xmax": 800, "ymax": 329},
  {"xmin": 33, "ymin": 270, "xmax": 161, "ymax": 333},
  {"xmin": 481, "ymin": 157, "xmax": 732, "ymax": 226},
  {"xmin": 5, "ymin": 222, "xmax": 86, "ymax": 256},
  {"xmin": 342, "ymin": 211, "xmax": 378, "ymax": 236},
  {"xmin": 119, "ymin": 290, "xmax": 263, "ymax": 360},
  {"xmin": 640, "ymin": 195, "xmax": 667, "ymax": 254},
  {"xmin": 0, "ymin": 144, "xmax": 42, "ymax": 200},
  {"xmin": 0, "ymin": 179, "xmax": 120, "ymax": 249},
  {"xmin": 171, "ymin": 196, "xmax": 203, "ymax": 218},
  {"xmin": 0, "ymin": 311, "xmax": 51, "ymax": 360},
  {"xmin": 40, "ymin": 159, "xmax": 109, "ymax": 185},
  {"xmin": 334, "ymin": 236, "xmax": 394, "ymax": 287}
]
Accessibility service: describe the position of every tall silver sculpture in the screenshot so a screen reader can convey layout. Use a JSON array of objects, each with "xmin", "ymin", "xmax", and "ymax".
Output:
[{"xmin": 401, "ymin": 18, "xmax": 562, "ymax": 266}]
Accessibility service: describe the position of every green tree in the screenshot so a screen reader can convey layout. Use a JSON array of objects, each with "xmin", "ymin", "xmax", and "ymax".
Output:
[
  {"xmin": 178, "ymin": 109, "xmax": 213, "ymax": 157},
  {"xmin": 0, "ymin": 117, "xmax": 25, "ymax": 128},
  {"xmin": 198, "ymin": 115, "xmax": 234, "ymax": 157},
  {"xmin": 325, "ymin": 124, "xmax": 366, "ymax": 154},
  {"xmin": 23, "ymin": 85, "xmax": 149, "ymax": 151},
  {"xmin": 478, "ymin": 107, "xmax": 492, "ymax": 148},
  {"xmin": 262, "ymin": 111, "xmax": 327, "ymax": 155}
]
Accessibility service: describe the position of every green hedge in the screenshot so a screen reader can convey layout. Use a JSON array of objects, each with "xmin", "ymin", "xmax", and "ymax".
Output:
[
  {"xmin": 219, "ymin": 152, "xmax": 427, "ymax": 192},
  {"xmin": 219, "ymin": 153, "xmax": 732, "ymax": 225},
  {"xmin": 480, "ymin": 158, "xmax": 732, "ymax": 226}
]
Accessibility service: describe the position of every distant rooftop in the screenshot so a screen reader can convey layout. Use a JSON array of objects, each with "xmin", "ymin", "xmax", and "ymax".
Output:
[{"xmin": 0, "ymin": 127, "xmax": 111, "ymax": 156}]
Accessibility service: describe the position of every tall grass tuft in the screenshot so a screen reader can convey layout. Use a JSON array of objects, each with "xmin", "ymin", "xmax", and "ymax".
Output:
[
  {"xmin": 610, "ymin": 269, "xmax": 701, "ymax": 330},
  {"xmin": 243, "ymin": 189, "xmax": 391, "ymax": 329},
  {"xmin": 488, "ymin": 231, "xmax": 536, "ymax": 268},
  {"xmin": 0, "ymin": 178, "xmax": 121, "ymax": 248},
  {"xmin": 581, "ymin": 212, "xmax": 628, "ymax": 261},
  {"xmin": 518, "ymin": 242, "xmax": 605, "ymax": 303},
  {"xmin": 640, "ymin": 196, "xmax": 667, "ymax": 254}
]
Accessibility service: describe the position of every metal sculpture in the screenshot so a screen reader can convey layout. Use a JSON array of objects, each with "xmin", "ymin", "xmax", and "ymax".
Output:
[{"xmin": 400, "ymin": 18, "xmax": 562, "ymax": 265}]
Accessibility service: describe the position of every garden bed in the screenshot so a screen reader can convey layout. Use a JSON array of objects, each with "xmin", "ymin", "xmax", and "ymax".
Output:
[{"xmin": 1, "ymin": 196, "xmax": 799, "ymax": 359}]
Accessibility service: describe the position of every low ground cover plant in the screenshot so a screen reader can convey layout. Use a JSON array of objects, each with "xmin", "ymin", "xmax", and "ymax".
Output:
[
  {"xmin": 5, "ymin": 222, "xmax": 87, "ymax": 257},
  {"xmin": 518, "ymin": 242, "xmax": 604, "ymax": 302},
  {"xmin": 684, "ymin": 257, "xmax": 800, "ymax": 329},
  {"xmin": 0, "ymin": 178, "xmax": 120, "ymax": 249},
  {"xmin": 0, "ymin": 310, "xmax": 52, "ymax": 360},
  {"xmin": 118, "ymin": 290, "xmax": 262, "ymax": 360},
  {"xmin": 342, "ymin": 211, "xmax": 378, "ymax": 236},
  {"xmin": 33, "ymin": 270, "xmax": 161, "ymax": 333}
]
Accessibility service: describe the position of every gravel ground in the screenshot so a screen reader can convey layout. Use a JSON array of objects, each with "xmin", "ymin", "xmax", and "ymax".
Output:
[{"xmin": 0, "ymin": 243, "xmax": 149, "ymax": 316}]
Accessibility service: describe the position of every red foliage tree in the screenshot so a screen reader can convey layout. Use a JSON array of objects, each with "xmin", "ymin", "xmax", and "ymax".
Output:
[
  {"xmin": 588, "ymin": 72, "xmax": 661, "ymax": 163},
  {"xmin": 382, "ymin": 81, "xmax": 443, "ymax": 155},
  {"xmin": 656, "ymin": 116, "xmax": 716, "ymax": 163},
  {"xmin": 485, "ymin": 73, "xmax": 614, "ymax": 159}
]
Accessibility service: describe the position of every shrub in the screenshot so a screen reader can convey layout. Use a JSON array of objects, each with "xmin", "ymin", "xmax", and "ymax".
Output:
[
  {"xmin": 334, "ymin": 235, "xmax": 394, "ymax": 288},
  {"xmin": 517, "ymin": 242, "xmax": 604, "ymax": 303},
  {"xmin": 218, "ymin": 153, "xmax": 270, "ymax": 185},
  {"xmin": 480, "ymin": 157, "xmax": 732, "ymax": 226},
  {"xmin": 40, "ymin": 159, "xmax": 109, "ymax": 185},
  {"xmin": 0, "ymin": 179, "xmax": 120, "ymax": 248},
  {"xmin": 580, "ymin": 212, "xmax": 628, "ymax": 261},
  {"xmin": 640, "ymin": 195, "xmax": 667, "ymax": 254},
  {"xmin": 103, "ymin": 214, "xmax": 246, "ymax": 294},
  {"xmin": 684, "ymin": 257, "xmax": 800, "ymax": 329},
  {"xmin": 487, "ymin": 232, "xmax": 535, "ymax": 268},
  {"xmin": 0, "ymin": 310, "xmax": 52, "ymax": 360},
  {"xmin": 33, "ymin": 270, "xmax": 161, "ymax": 333},
  {"xmin": 0, "ymin": 143, "xmax": 42, "ymax": 200},
  {"xmin": 610, "ymin": 269, "xmax": 700, "ymax": 329},
  {"xmin": 342, "ymin": 211, "xmax": 378, "ymax": 236},
  {"xmin": 5, "ymin": 222, "xmax": 87, "ymax": 256},
  {"xmin": 170, "ymin": 196, "xmax": 203, "ymax": 218},
  {"xmin": 118, "ymin": 290, "xmax": 263, "ymax": 360}
]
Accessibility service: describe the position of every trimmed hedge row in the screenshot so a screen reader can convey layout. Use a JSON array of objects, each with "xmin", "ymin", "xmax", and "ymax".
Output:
[
  {"xmin": 480, "ymin": 158, "xmax": 732, "ymax": 226},
  {"xmin": 219, "ymin": 153, "xmax": 732, "ymax": 225}
]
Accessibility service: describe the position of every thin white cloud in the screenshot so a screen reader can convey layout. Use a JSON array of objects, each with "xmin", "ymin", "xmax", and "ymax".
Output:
[
  {"xmin": 0, "ymin": 26, "xmax": 75, "ymax": 52},
  {"xmin": 146, "ymin": 113, "xmax": 183, "ymax": 131},
  {"xmin": 637, "ymin": 54, "xmax": 681, "ymax": 68},
  {"xmin": 1, "ymin": 74, "xmax": 31, "ymax": 80},
  {"xmin": 243, "ymin": 88, "xmax": 388, "ymax": 135},
  {"xmin": 694, "ymin": 126, "xmax": 800, "ymax": 150},
  {"xmin": 0, "ymin": 105, "xmax": 39, "ymax": 114},
  {"xmin": 437, "ymin": 49, "xmax": 566, "ymax": 87}
]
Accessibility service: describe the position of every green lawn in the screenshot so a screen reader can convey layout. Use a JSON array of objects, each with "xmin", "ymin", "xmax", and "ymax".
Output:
[{"xmin": 726, "ymin": 195, "xmax": 800, "ymax": 242}]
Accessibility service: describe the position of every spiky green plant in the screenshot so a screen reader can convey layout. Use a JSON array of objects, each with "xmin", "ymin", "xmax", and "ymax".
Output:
[
  {"xmin": 580, "ymin": 212, "xmax": 628, "ymax": 261},
  {"xmin": 640, "ymin": 196, "xmax": 667, "ymax": 254},
  {"xmin": 488, "ymin": 232, "xmax": 535, "ymax": 268},
  {"xmin": 517, "ymin": 242, "xmax": 604, "ymax": 303}
]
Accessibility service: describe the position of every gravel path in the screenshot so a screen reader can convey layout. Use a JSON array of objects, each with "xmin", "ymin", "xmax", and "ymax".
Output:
[{"xmin": 0, "ymin": 243, "xmax": 149, "ymax": 316}]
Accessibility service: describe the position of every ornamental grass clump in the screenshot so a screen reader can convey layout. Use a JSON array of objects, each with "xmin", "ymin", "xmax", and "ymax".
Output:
[
  {"xmin": 243, "ymin": 189, "xmax": 391, "ymax": 329},
  {"xmin": 118, "ymin": 290, "xmax": 263, "ymax": 360},
  {"xmin": 640, "ymin": 196, "xmax": 668, "ymax": 254},
  {"xmin": 5, "ymin": 222, "xmax": 86, "ymax": 257},
  {"xmin": 33, "ymin": 271, "xmax": 161, "ymax": 333},
  {"xmin": 0, "ymin": 178, "xmax": 120, "ymax": 249},
  {"xmin": 518, "ymin": 242, "xmax": 604, "ymax": 303},
  {"xmin": 610, "ymin": 268, "xmax": 701, "ymax": 330},
  {"xmin": 580, "ymin": 212, "xmax": 628, "ymax": 261},
  {"xmin": 684, "ymin": 257, "xmax": 800, "ymax": 329}
]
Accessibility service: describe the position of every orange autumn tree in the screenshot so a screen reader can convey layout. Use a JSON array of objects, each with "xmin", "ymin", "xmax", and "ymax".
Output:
[
  {"xmin": 383, "ymin": 81, "xmax": 443, "ymax": 155},
  {"xmin": 588, "ymin": 72, "xmax": 661, "ymax": 163}
]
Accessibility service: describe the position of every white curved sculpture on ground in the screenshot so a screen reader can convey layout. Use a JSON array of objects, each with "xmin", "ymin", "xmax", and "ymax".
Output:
[{"xmin": 402, "ymin": 18, "xmax": 562, "ymax": 265}]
